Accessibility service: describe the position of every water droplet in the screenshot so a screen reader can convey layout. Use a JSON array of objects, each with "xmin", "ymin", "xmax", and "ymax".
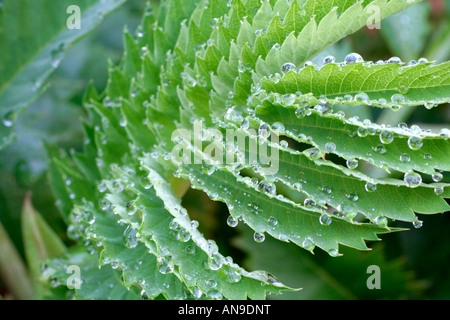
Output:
[
  {"xmin": 207, "ymin": 255, "xmax": 223, "ymax": 270},
  {"xmin": 50, "ymin": 43, "xmax": 65, "ymax": 68},
  {"xmin": 122, "ymin": 226, "xmax": 138, "ymax": 248},
  {"xmin": 329, "ymin": 249, "xmax": 339, "ymax": 257},
  {"xmin": 432, "ymin": 173, "xmax": 443, "ymax": 182},
  {"xmin": 304, "ymin": 199, "xmax": 316, "ymax": 208},
  {"xmin": 259, "ymin": 181, "xmax": 276, "ymax": 196},
  {"xmin": 99, "ymin": 197, "xmax": 110, "ymax": 211},
  {"xmin": 227, "ymin": 215, "xmax": 238, "ymax": 228},
  {"xmin": 295, "ymin": 107, "xmax": 307, "ymax": 118},
  {"xmin": 210, "ymin": 18, "xmax": 219, "ymax": 28},
  {"xmin": 391, "ymin": 93, "xmax": 405, "ymax": 104},
  {"xmin": 126, "ymin": 200, "xmax": 137, "ymax": 216},
  {"xmin": 387, "ymin": 57, "xmax": 402, "ymax": 64},
  {"xmin": 258, "ymin": 123, "xmax": 270, "ymax": 140},
  {"xmin": 112, "ymin": 179, "xmax": 124, "ymax": 193},
  {"xmin": 141, "ymin": 290, "xmax": 149, "ymax": 300},
  {"xmin": 374, "ymin": 144, "xmax": 387, "ymax": 154},
  {"xmin": 157, "ymin": 257, "xmax": 174, "ymax": 274},
  {"xmin": 185, "ymin": 245, "xmax": 196, "ymax": 254},
  {"xmin": 357, "ymin": 127, "xmax": 369, "ymax": 137},
  {"xmin": 282, "ymin": 93, "xmax": 296, "ymax": 106},
  {"xmin": 404, "ymin": 172, "xmax": 422, "ymax": 188},
  {"xmin": 412, "ymin": 220, "xmax": 423, "ymax": 228},
  {"xmin": 271, "ymin": 122, "xmax": 285, "ymax": 132},
  {"xmin": 319, "ymin": 214, "xmax": 332, "ymax": 226},
  {"xmin": 344, "ymin": 53, "xmax": 363, "ymax": 65},
  {"xmin": 374, "ymin": 216, "xmax": 388, "ymax": 226},
  {"xmin": 255, "ymin": 29, "xmax": 264, "ymax": 37},
  {"xmin": 342, "ymin": 206, "xmax": 357, "ymax": 221},
  {"xmin": 191, "ymin": 220, "xmax": 199, "ymax": 230},
  {"xmin": 268, "ymin": 216, "xmax": 278, "ymax": 227},
  {"xmin": 347, "ymin": 193, "xmax": 359, "ymax": 202},
  {"xmin": 206, "ymin": 279, "xmax": 217, "ymax": 288},
  {"xmin": 98, "ymin": 182, "xmax": 107, "ymax": 193},
  {"xmin": 178, "ymin": 229, "xmax": 191, "ymax": 242},
  {"xmin": 398, "ymin": 85, "xmax": 409, "ymax": 94},
  {"xmin": 321, "ymin": 186, "xmax": 332, "ymax": 194},
  {"xmin": 400, "ymin": 153, "xmax": 410, "ymax": 163},
  {"xmin": 305, "ymin": 148, "xmax": 321, "ymax": 160},
  {"xmin": 365, "ymin": 183, "xmax": 377, "ymax": 192},
  {"xmin": 410, "ymin": 125, "xmax": 422, "ymax": 135},
  {"xmin": 281, "ymin": 62, "xmax": 296, "ymax": 74},
  {"xmin": 408, "ymin": 136, "xmax": 423, "ymax": 150},
  {"xmin": 355, "ymin": 92, "xmax": 369, "ymax": 102},
  {"xmin": 241, "ymin": 118, "xmax": 249, "ymax": 130},
  {"xmin": 2, "ymin": 111, "xmax": 15, "ymax": 127},
  {"xmin": 324, "ymin": 142, "xmax": 336, "ymax": 153},
  {"xmin": 192, "ymin": 286, "xmax": 203, "ymax": 299},
  {"xmin": 323, "ymin": 55, "xmax": 336, "ymax": 65},
  {"xmin": 434, "ymin": 187, "xmax": 444, "ymax": 195},
  {"xmin": 49, "ymin": 277, "xmax": 60, "ymax": 288},
  {"xmin": 424, "ymin": 102, "xmax": 436, "ymax": 109},
  {"xmin": 225, "ymin": 268, "xmax": 242, "ymax": 283},
  {"xmin": 302, "ymin": 236, "xmax": 315, "ymax": 250},
  {"xmin": 346, "ymin": 159, "xmax": 359, "ymax": 170},
  {"xmin": 119, "ymin": 117, "xmax": 127, "ymax": 127},
  {"xmin": 254, "ymin": 232, "xmax": 265, "ymax": 243},
  {"xmin": 141, "ymin": 176, "xmax": 152, "ymax": 189},
  {"xmin": 439, "ymin": 128, "xmax": 450, "ymax": 137},
  {"xmin": 204, "ymin": 165, "xmax": 215, "ymax": 176},
  {"xmin": 418, "ymin": 57, "xmax": 429, "ymax": 64},
  {"xmin": 380, "ymin": 131, "xmax": 394, "ymax": 144},
  {"xmin": 206, "ymin": 289, "xmax": 222, "ymax": 300}
]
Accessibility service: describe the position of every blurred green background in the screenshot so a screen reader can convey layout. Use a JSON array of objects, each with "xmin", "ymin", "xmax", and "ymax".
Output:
[{"xmin": 0, "ymin": 0, "xmax": 449, "ymax": 299}]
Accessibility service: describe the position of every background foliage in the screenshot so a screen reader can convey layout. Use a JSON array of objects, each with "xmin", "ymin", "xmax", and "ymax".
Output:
[{"xmin": 0, "ymin": 0, "xmax": 449, "ymax": 300}]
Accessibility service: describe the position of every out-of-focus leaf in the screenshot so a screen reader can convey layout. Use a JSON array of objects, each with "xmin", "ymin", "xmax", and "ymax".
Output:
[
  {"xmin": 380, "ymin": 1, "xmax": 432, "ymax": 61},
  {"xmin": 0, "ymin": 0, "xmax": 144, "ymax": 258},
  {"xmin": 0, "ymin": 220, "xmax": 35, "ymax": 300},
  {"xmin": 0, "ymin": 88, "xmax": 84, "ymax": 256},
  {"xmin": 426, "ymin": 20, "xmax": 450, "ymax": 62},
  {"xmin": 396, "ymin": 213, "xmax": 450, "ymax": 299},
  {"xmin": 21, "ymin": 193, "xmax": 66, "ymax": 298},
  {"xmin": 0, "ymin": 0, "xmax": 126, "ymax": 150}
]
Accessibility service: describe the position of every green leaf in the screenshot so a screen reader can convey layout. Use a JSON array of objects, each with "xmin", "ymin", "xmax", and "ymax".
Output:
[
  {"xmin": 258, "ymin": 61, "xmax": 450, "ymax": 109},
  {"xmin": 254, "ymin": 103, "xmax": 450, "ymax": 175},
  {"xmin": 44, "ymin": 0, "xmax": 450, "ymax": 300},
  {"xmin": 252, "ymin": 0, "xmax": 422, "ymax": 78},
  {"xmin": 172, "ymin": 156, "xmax": 391, "ymax": 256},
  {"xmin": 43, "ymin": 248, "xmax": 141, "ymax": 300},
  {"xmin": 21, "ymin": 193, "xmax": 66, "ymax": 299},
  {"xmin": 0, "ymin": 0, "xmax": 126, "ymax": 150}
]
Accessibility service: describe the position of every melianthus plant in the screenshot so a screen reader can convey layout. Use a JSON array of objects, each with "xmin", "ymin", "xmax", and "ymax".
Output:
[{"xmin": 43, "ymin": 0, "xmax": 450, "ymax": 300}]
